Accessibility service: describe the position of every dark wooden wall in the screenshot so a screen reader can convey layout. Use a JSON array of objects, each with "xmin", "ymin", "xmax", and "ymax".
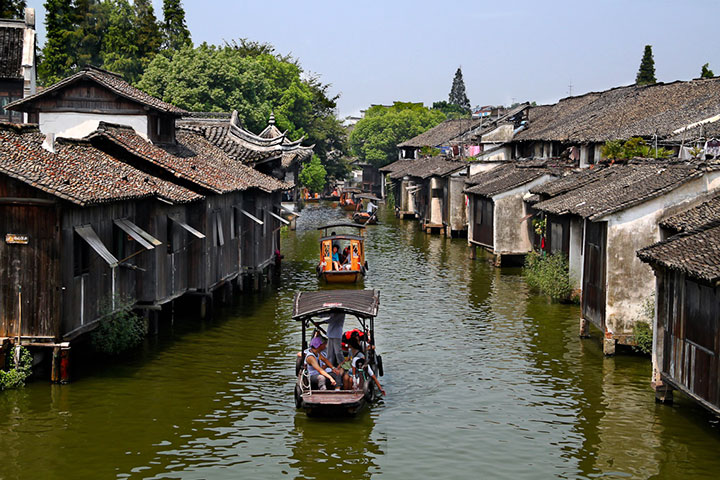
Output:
[
  {"xmin": 657, "ymin": 269, "xmax": 720, "ymax": 411},
  {"xmin": 0, "ymin": 178, "xmax": 61, "ymax": 339},
  {"xmin": 26, "ymin": 80, "xmax": 146, "ymax": 115},
  {"xmin": 60, "ymin": 202, "xmax": 138, "ymax": 339}
]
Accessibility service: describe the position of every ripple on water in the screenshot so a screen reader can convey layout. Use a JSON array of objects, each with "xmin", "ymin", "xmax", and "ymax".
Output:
[{"xmin": 2, "ymin": 204, "xmax": 720, "ymax": 480}]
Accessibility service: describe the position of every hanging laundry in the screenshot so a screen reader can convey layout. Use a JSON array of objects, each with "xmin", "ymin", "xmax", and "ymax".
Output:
[{"xmin": 705, "ymin": 139, "xmax": 720, "ymax": 158}]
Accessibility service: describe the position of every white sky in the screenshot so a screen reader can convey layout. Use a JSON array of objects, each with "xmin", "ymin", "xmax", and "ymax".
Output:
[{"xmin": 28, "ymin": 0, "xmax": 720, "ymax": 118}]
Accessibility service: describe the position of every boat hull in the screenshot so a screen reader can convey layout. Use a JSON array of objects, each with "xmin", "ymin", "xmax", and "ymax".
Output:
[
  {"xmin": 319, "ymin": 270, "xmax": 363, "ymax": 283},
  {"xmin": 295, "ymin": 382, "xmax": 374, "ymax": 417}
]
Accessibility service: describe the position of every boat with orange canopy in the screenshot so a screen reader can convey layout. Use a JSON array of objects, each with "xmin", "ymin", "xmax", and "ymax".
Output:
[{"xmin": 315, "ymin": 222, "xmax": 368, "ymax": 283}]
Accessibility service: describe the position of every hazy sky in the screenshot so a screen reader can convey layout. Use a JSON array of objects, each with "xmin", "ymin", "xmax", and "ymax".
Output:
[{"xmin": 27, "ymin": 0, "xmax": 720, "ymax": 118}]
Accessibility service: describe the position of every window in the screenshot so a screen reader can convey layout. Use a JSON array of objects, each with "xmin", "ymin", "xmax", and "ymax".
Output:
[
  {"xmin": 73, "ymin": 232, "xmax": 90, "ymax": 276},
  {"xmin": 550, "ymin": 222, "xmax": 563, "ymax": 254},
  {"xmin": 166, "ymin": 217, "xmax": 175, "ymax": 254},
  {"xmin": 113, "ymin": 224, "xmax": 127, "ymax": 260},
  {"xmin": 0, "ymin": 95, "xmax": 22, "ymax": 123},
  {"xmin": 214, "ymin": 211, "xmax": 225, "ymax": 247}
]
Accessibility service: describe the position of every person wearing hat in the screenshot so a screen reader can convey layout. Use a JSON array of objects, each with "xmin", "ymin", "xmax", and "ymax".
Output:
[{"xmin": 305, "ymin": 336, "xmax": 342, "ymax": 390}]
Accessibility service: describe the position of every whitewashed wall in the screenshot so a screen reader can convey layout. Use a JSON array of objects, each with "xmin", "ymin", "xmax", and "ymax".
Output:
[
  {"xmin": 39, "ymin": 112, "xmax": 148, "ymax": 142},
  {"xmin": 599, "ymin": 171, "xmax": 720, "ymax": 339}
]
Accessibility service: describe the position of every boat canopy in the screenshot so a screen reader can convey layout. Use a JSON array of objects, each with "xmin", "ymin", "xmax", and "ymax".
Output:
[
  {"xmin": 317, "ymin": 221, "xmax": 366, "ymax": 231},
  {"xmin": 293, "ymin": 290, "xmax": 380, "ymax": 320},
  {"xmin": 320, "ymin": 234, "xmax": 364, "ymax": 242},
  {"xmin": 356, "ymin": 194, "xmax": 381, "ymax": 201}
]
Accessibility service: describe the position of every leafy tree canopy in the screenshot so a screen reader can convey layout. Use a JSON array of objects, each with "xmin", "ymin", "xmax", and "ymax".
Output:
[
  {"xmin": 39, "ymin": 0, "xmax": 164, "ymax": 85},
  {"xmin": 601, "ymin": 137, "xmax": 671, "ymax": 160},
  {"xmin": 298, "ymin": 155, "xmax": 327, "ymax": 193},
  {"xmin": 1, "ymin": 0, "xmax": 26, "ymax": 18},
  {"xmin": 432, "ymin": 100, "xmax": 469, "ymax": 119},
  {"xmin": 701, "ymin": 63, "xmax": 714, "ymax": 79},
  {"xmin": 636, "ymin": 45, "xmax": 656, "ymax": 86},
  {"xmin": 137, "ymin": 42, "xmax": 347, "ymax": 175},
  {"xmin": 349, "ymin": 102, "xmax": 446, "ymax": 168}
]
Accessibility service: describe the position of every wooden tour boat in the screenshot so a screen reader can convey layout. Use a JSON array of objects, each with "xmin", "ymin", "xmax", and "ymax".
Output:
[
  {"xmin": 293, "ymin": 290, "xmax": 384, "ymax": 416},
  {"xmin": 316, "ymin": 222, "xmax": 368, "ymax": 283},
  {"xmin": 352, "ymin": 194, "xmax": 381, "ymax": 225},
  {"xmin": 339, "ymin": 188, "xmax": 361, "ymax": 211}
]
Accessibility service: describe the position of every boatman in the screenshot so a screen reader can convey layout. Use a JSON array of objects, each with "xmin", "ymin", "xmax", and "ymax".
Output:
[
  {"xmin": 324, "ymin": 312, "xmax": 345, "ymax": 367},
  {"xmin": 366, "ymin": 199, "xmax": 377, "ymax": 215}
]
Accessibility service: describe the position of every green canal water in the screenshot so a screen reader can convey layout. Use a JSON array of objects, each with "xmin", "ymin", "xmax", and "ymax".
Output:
[{"xmin": 2, "ymin": 203, "xmax": 720, "ymax": 479}]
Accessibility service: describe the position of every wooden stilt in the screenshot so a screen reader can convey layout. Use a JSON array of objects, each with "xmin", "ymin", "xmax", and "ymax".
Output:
[
  {"xmin": 579, "ymin": 318, "xmax": 590, "ymax": 338},
  {"xmin": 51, "ymin": 346, "xmax": 60, "ymax": 383},
  {"xmin": 59, "ymin": 346, "xmax": 71, "ymax": 384},
  {"xmin": 603, "ymin": 336, "xmax": 616, "ymax": 356}
]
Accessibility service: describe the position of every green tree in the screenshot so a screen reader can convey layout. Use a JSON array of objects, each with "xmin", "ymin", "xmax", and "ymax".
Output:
[
  {"xmin": 134, "ymin": 0, "xmax": 162, "ymax": 61},
  {"xmin": 701, "ymin": 63, "xmax": 714, "ymax": 79},
  {"xmin": 432, "ymin": 100, "xmax": 469, "ymax": 119},
  {"xmin": 349, "ymin": 102, "xmax": 445, "ymax": 168},
  {"xmin": 101, "ymin": 0, "xmax": 140, "ymax": 82},
  {"xmin": 0, "ymin": 0, "xmax": 26, "ymax": 18},
  {"xmin": 636, "ymin": 45, "xmax": 656, "ymax": 86},
  {"xmin": 137, "ymin": 43, "xmax": 347, "ymax": 175},
  {"xmin": 298, "ymin": 155, "xmax": 327, "ymax": 193},
  {"xmin": 448, "ymin": 67, "xmax": 471, "ymax": 112},
  {"xmin": 38, "ymin": 0, "xmax": 111, "ymax": 85},
  {"xmin": 162, "ymin": 0, "xmax": 192, "ymax": 51},
  {"xmin": 39, "ymin": 0, "xmax": 76, "ymax": 84}
]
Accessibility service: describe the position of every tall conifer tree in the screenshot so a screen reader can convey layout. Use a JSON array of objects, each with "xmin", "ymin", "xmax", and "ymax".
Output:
[
  {"xmin": 635, "ymin": 45, "xmax": 656, "ymax": 86},
  {"xmin": 134, "ymin": 0, "xmax": 162, "ymax": 59},
  {"xmin": 39, "ymin": 0, "xmax": 75, "ymax": 84},
  {"xmin": 162, "ymin": 0, "xmax": 192, "ymax": 51},
  {"xmin": 1, "ymin": 0, "xmax": 27, "ymax": 19},
  {"xmin": 448, "ymin": 67, "xmax": 471, "ymax": 112}
]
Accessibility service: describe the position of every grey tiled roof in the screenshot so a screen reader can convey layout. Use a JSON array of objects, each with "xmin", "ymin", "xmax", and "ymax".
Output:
[
  {"xmin": 464, "ymin": 163, "xmax": 551, "ymax": 197},
  {"xmin": 515, "ymin": 78, "xmax": 720, "ymax": 143},
  {"xmin": 0, "ymin": 123, "xmax": 200, "ymax": 205},
  {"xmin": 638, "ymin": 222, "xmax": 720, "ymax": 283},
  {"xmin": 89, "ymin": 123, "xmax": 289, "ymax": 194},
  {"xmin": 533, "ymin": 162, "xmax": 704, "ymax": 220},
  {"xmin": 7, "ymin": 66, "xmax": 187, "ymax": 115},
  {"xmin": 397, "ymin": 118, "xmax": 482, "ymax": 148},
  {"xmin": 660, "ymin": 193, "xmax": 720, "ymax": 234}
]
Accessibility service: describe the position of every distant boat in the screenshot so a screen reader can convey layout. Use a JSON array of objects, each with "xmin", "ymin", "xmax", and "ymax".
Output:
[{"xmin": 315, "ymin": 222, "xmax": 368, "ymax": 284}]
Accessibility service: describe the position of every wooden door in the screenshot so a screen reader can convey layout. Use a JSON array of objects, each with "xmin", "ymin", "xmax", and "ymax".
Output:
[
  {"xmin": 473, "ymin": 196, "xmax": 494, "ymax": 247},
  {"xmin": 582, "ymin": 221, "xmax": 607, "ymax": 329}
]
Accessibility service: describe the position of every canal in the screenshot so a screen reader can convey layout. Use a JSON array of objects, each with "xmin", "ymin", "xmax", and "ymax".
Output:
[{"xmin": 2, "ymin": 203, "xmax": 720, "ymax": 479}]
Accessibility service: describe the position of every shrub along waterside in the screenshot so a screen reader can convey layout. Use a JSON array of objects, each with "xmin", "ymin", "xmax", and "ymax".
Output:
[
  {"xmin": 523, "ymin": 251, "xmax": 573, "ymax": 302},
  {"xmin": 1, "ymin": 346, "xmax": 32, "ymax": 391},
  {"xmin": 91, "ymin": 298, "xmax": 146, "ymax": 355}
]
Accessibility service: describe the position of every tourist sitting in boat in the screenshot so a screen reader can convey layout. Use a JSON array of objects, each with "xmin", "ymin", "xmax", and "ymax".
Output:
[
  {"xmin": 345, "ymin": 337, "xmax": 385, "ymax": 396},
  {"xmin": 305, "ymin": 336, "xmax": 342, "ymax": 391},
  {"xmin": 331, "ymin": 245, "xmax": 342, "ymax": 270}
]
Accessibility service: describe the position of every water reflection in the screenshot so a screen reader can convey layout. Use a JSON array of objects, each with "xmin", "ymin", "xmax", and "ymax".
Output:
[
  {"xmin": 2, "ymin": 203, "xmax": 720, "ymax": 479},
  {"xmin": 288, "ymin": 412, "xmax": 382, "ymax": 480}
]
